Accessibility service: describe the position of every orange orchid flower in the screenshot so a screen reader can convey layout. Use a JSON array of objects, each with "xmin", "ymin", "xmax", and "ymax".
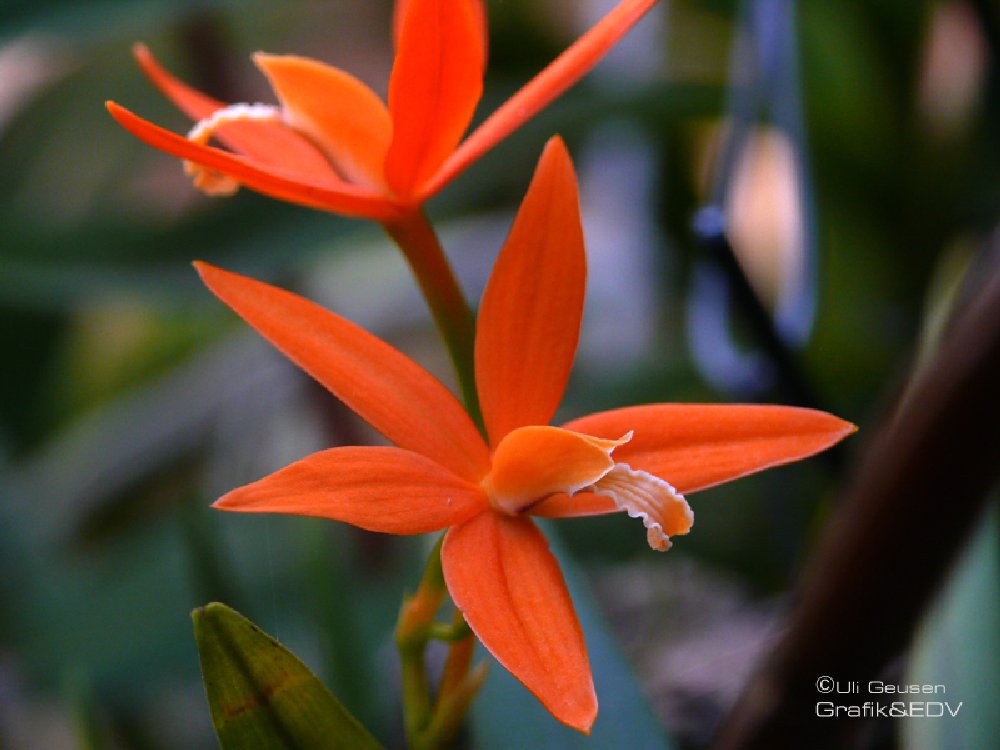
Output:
[
  {"xmin": 105, "ymin": 0, "xmax": 661, "ymax": 222},
  {"xmin": 194, "ymin": 138, "xmax": 854, "ymax": 731}
]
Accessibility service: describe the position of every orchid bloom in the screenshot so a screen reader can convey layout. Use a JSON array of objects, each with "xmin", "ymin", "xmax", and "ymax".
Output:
[
  {"xmin": 193, "ymin": 137, "xmax": 854, "ymax": 731},
  {"xmin": 106, "ymin": 0, "xmax": 661, "ymax": 223}
]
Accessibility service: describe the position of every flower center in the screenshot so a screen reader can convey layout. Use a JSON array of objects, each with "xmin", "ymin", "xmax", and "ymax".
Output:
[
  {"xmin": 184, "ymin": 103, "xmax": 284, "ymax": 195},
  {"xmin": 483, "ymin": 425, "xmax": 693, "ymax": 551}
]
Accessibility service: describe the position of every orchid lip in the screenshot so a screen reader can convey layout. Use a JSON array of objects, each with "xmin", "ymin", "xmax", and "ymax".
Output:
[
  {"xmin": 590, "ymin": 464, "xmax": 693, "ymax": 551},
  {"xmin": 186, "ymin": 103, "xmax": 285, "ymax": 144},
  {"xmin": 480, "ymin": 424, "xmax": 694, "ymax": 550},
  {"xmin": 184, "ymin": 103, "xmax": 285, "ymax": 196},
  {"xmin": 182, "ymin": 100, "xmax": 385, "ymax": 195}
]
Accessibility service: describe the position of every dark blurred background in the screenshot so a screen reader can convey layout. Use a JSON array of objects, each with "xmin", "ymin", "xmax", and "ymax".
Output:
[{"xmin": 1, "ymin": 1, "xmax": 997, "ymax": 748}]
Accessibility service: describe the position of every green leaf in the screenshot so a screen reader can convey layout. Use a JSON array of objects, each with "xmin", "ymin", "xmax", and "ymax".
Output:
[
  {"xmin": 904, "ymin": 504, "xmax": 1000, "ymax": 750},
  {"xmin": 193, "ymin": 602, "xmax": 384, "ymax": 750}
]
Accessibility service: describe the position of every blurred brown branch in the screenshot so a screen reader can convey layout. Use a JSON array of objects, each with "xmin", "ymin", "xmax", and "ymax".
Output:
[{"xmin": 712, "ymin": 250, "xmax": 1000, "ymax": 750}]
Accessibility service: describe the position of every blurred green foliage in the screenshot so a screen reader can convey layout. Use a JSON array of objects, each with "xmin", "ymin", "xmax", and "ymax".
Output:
[{"xmin": 1, "ymin": 0, "xmax": 998, "ymax": 747}]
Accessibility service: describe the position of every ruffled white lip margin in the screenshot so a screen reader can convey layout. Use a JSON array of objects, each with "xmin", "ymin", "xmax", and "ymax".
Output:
[
  {"xmin": 184, "ymin": 103, "xmax": 284, "ymax": 195},
  {"xmin": 589, "ymin": 464, "xmax": 694, "ymax": 551}
]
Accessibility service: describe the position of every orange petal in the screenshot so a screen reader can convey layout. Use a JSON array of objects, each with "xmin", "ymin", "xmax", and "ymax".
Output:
[
  {"xmin": 564, "ymin": 404, "xmax": 856, "ymax": 494},
  {"xmin": 133, "ymin": 44, "xmax": 337, "ymax": 181},
  {"xmin": 393, "ymin": 0, "xmax": 488, "ymax": 66},
  {"xmin": 442, "ymin": 512, "xmax": 597, "ymax": 732},
  {"xmin": 254, "ymin": 54, "xmax": 392, "ymax": 191},
  {"xmin": 133, "ymin": 43, "xmax": 224, "ymax": 120},
  {"xmin": 475, "ymin": 137, "xmax": 585, "ymax": 445},
  {"xmin": 213, "ymin": 446, "xmax": 487, "ymax": 534},
  {"xmin": 426, "ymin": 0, "xmax": 660, "ymax": 198},
  {"xmin": 106, "ymin": 102, "xmax": 401, "ymax": 221},
  {"xmin": 385, "ymin": 0, "xmax": 485, "ymax": 198},
  {"xmin": 195, "ymin": 262, "xmax": 491, "ymax": 480},
  {"xmin": 485, "ymin": 426, "xmax": 627, "ymax": 515},
  {"xmin": 530, "ymin": 491, "xmax": 618, "ymax": 518}
]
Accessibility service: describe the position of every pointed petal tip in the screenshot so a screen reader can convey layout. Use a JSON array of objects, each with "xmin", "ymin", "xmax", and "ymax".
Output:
[
  {"xmin": 541, "ymin": 133, "xmax": 569, "ymax": 159},
  {"xmin": 105, "ymin": 100, "xmax": 151, "ymax": 132},
  {"xmin": 130, "ymin": 43, "xmax": 183, "ymax": 94},
  {"xmin": 550, "ymin": 685, "xmax": 597, "ymax": 733},
  {"xmin": 251, "ymin": 50, "xmax": 283, "ymax": 69},
  {"xmin": 536, "ymin": 134, "xmax": 577, "ymax": 182},
  {"xmin": 105, "ymin": 100, "xmax": 151, "ymax": 131},
  {"xmin": 558, "ymin": 691, "xmax": 597, "ymax": 734},
  {"xmin": 193, "ymin": 260, "xmax": 224, "ymax": 289},
  {"xmin": 818, "ymin": 412, "xmax": 858, "ymax": 443},
  {"xmin": 211, "ymin": 489, "xmax": 255, "ymax": 513},
  {"xmin": 784, "ymin": 407, "xmax": 857, "ymax": 446}
]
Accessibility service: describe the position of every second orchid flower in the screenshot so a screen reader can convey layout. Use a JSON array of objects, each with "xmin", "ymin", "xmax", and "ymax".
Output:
[{"xmin": 107, "ymin": 0, "xmax": 662, "ymax": 222}]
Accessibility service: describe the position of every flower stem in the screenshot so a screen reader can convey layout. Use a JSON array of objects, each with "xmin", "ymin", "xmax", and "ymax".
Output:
[
  {"xmin": 383, "ymin": 210, "xmax": 484, "ymax": 434},
  {"xmin": 395, "ymin": 537, "xmax": 484, "ymax": 750},
  {"xmin": 396, "ymin": 539, "xmax": 447, "ymax": 742},
  {"xmin": 425, "ymin": 620, "xmax": 488, "ymax": 749}
]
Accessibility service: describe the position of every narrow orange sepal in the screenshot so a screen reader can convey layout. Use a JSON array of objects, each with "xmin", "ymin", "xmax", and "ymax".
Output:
[
  {"xmin": 215, "ymin": 446, "xmax": 487, "ymax": 534},
  {"xmin": 194, "ymin": 262, "xmax": 491, "ymax": 480},
  {"xmin": 475, "ymin": 136, "xmax": 586, "ymax": 446},
  {"xmin": 442, "ymin": 513, "xmax": 597, "ymax": 733},
  {"xmin": 565, "ymin": 404, "xmax": 856, "ymax": 494}
]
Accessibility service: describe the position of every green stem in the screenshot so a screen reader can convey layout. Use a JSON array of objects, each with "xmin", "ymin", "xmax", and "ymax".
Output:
[
  {"xmin": 427, "ymin": 619, "xmax": 471, "ymax": 643},
  {"xmin": 396, "ymin": 538, "xmax": 448, "ymax": 743},
  {"xmin": 395, "ymin": 538, "xmax": 483, "ymax": 750},
  {"xmin": 422, "ymin": 611, "xmax": 487, "ymax": 749},
  {"xmin": 383, "ymin": 210, "xmax": 484, "ymax": 434}
]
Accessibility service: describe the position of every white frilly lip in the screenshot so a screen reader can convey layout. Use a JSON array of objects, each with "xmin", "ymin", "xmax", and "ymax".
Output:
[
  {"xmin": 183, "ymin": 103, "xmax": 284, "ymax": 195},
  {"xmin": 589, "ymin": 463, "xmax": 693, "ymax": 551}
]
